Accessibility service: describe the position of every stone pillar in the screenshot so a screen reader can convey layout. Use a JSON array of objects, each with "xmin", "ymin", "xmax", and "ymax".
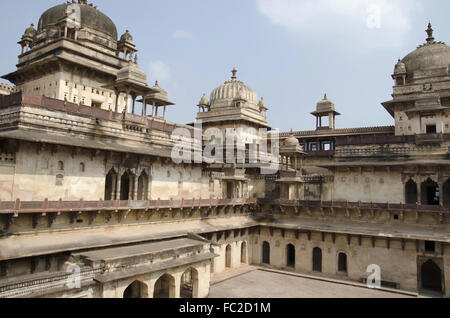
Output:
[
  {"xmin": 173, "ymin": 273, "xmax": 181, "ymax": 298},
  {"xmin": 440, "ymin": 182, "xmax": 444, "ymax": 206},
  {"xmin": 133, "ymin": 174, "xmax": 139, "ymax": 200},
  {"xmin": 116, "ymin": 174, "xmax": 122, "ymax": 200},
  {"xmin": 114, "ymin": 89, "xmax": 120, "ymax": 113},
  {"xmin": 163, "ymin": 106, "xmax": 167, "ymax": 120},
  {"xmin": 131, "ymin": 94, "xmax": 136, "ymax": 114}
]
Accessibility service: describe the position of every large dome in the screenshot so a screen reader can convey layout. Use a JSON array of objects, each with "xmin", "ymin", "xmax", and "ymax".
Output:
[
  {"xmin": 38, "ymin": 2, "xmax": 118, "ymax": 40},
  {"xmin": 210, "ymin": 69, "xmax": 258, "ymax": 108},
  {"xmin": 402, "ymin": 42, "xmax": 450, "ymax": 74},
  {"xmin": 401, "ymin": 23, "xmax": 450, "ymax": 75}
]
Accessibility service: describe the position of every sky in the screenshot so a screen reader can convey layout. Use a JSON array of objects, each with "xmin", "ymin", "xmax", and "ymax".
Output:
[{"xmin": 1, "ymin": 0, "xmax": 450, "ymax": 132}]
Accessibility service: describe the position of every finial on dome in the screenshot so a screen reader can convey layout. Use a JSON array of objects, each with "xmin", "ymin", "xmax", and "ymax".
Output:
[
  {"xmin": 155, "ymin": 80, "xmax": 159, "ymax": 87},
  {"xmin": 231, "ymin": 68, "xmax": 237, "ymax": 80},
  {"xmin": 324, "ymin": 93, "xmax": 328, "ymax": 100},
  {"xmin": 426, "ymin": 22, "xmax": 435, "ymax": 44}
]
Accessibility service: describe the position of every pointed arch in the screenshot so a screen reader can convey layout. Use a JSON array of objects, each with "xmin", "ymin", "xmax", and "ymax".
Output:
[
  {"xmin": 405, "ymin": 179, "xmax": 418, "ymax": 204},
  {"xmin": 286, "ymin": 244, "xmax": 295, "ymax": 268},
  {"xmin": 421, "ymin": 178, "xmax": 440, "ymax": 205},
  {"xmin": 105, "ymin": 168, "xmax": 118, "ymax": 201},
  {"xmin": 137, "ymin": 170, "xmax": 149, "ymax": 200},
  {"xmin": 181, "ymin": 267, "xmax": 199, "ymax": 298},
  {"xmin": 313, "ymin": 247, "xmax": 322, "ymax": 272},
  {"xmin": 262, "ymin": 241, "xmax": 270, "ymax": 265},
  {"xmin": 153, "ymin": 273, "xmax": 176, "ymax": 298},
  {"xmin": 241, "ymin": 241, "xmax": 248, "ymax": 264},
  {"xmin": 123, "ymin": 280, "xmax": 148, "ymax": 298},
  {"xmin": 443, "ymin": 179, "xmax": 450, "ymax": 207},
  {"xmin": 225, "ymin": 244, "xmax": 232, "ymax": 268}
]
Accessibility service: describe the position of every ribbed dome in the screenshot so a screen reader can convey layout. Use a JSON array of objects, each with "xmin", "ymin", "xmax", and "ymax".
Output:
[
  {"xmin": 284, "ymin": 135, "xmax": 300, "ymax": 147},
  {"xmin": 38, "ymin": 2, "xmax": 118, "ymax": 40},
  {"xmin": 210, "ymin": 69, "xmax": 257, "ymax": 108}
]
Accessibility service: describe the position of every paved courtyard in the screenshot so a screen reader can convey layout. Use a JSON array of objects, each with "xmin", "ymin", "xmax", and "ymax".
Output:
[{"xmin": 208, "ymin": 269, "xmax": 416, "ymax": 298}]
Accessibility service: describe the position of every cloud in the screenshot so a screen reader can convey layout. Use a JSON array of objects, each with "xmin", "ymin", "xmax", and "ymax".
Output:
[
  {"xmin": 256, "ymin": 0, "xmax": 421, "ymax": 48},
  {"xmin": 172, "ymin": 29, "xmax": 193, "ymax": 40},
  {"xmin": 149, "ymin": 60, "xmax": 171, "ymax": 83}
]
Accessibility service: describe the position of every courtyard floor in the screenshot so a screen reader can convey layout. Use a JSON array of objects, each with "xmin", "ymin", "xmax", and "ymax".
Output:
[{"xmin": 208, "ymin": 268, "xmax": 418, "ymax": 298}]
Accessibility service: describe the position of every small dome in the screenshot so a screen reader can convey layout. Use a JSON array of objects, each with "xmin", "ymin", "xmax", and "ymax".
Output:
[
  {"xmin": 258, "ymin": 97, "xmax": 268, "ymax": 110},
  {"xmin": 198, "ymin": 94, "xmax": 209, "ymax": 106},
  {"xmin": 394, "ymin": 59, "xmax": 406, "ymax": 74},
  {"xmin": 22, "ymin": 24, "xmax": 37, "ymax": 38},
  {"xmin": 38, "ymin": 2, "xmax": 118, "ymax": 40},
  {"xmin": 117, "ymin": 62, "xmax": 147, "ymax": 86},
  {"xmin": 210, "ymin": 69, "xmax": 258, "ymax": 108},
  {"xmin": 119, "ymin": 30, "xmax": 134, "ymax": 43},
  {"xmin": 284, "ymin": 135, "xmax": 300, "ymax": 147},
  {"xmin": 316, "ymin": 94, "xmax": 335, "ymax": 113}
]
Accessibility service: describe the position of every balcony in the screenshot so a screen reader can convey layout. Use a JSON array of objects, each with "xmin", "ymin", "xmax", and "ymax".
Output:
[{"xmin": 415, "ymin": 133, "xmax": 443, "ymax": 144}]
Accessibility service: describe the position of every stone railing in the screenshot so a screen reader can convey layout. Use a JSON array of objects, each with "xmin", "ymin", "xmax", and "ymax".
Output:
[
  {"xmin": 0, "ymin": 267, "xmax": 102, "ymax": 298},
  {"xmin": 0, "ymin": 198, "xmax": 258, "ymax": 215},
  {"xmin": 0, "ymin": 92, "xmax": 194, "ymax": 136},
  {"xmin": 274, "ymin": 199, "xmax": 450, "ymax": 213}
]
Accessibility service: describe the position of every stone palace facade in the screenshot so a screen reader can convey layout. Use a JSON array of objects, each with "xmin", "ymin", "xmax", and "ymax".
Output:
[{"xmin": 0, "ymin": 1, "xmax": 449, "ymax": 298}]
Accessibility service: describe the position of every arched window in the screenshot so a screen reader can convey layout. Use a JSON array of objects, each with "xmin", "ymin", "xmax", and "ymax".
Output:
[
  {"xmin": 421, "ymin": 178, "xmax": 440, "ymax": 205},
  {"xmin": 80, "ymin": 162, "xmax": 85, "ymax": 173},
  {"xmin": 225, "ymin": 245, "xmax": 232, "ymax": 268},
  {"xmin": 443, "ymin": 179, "xmax": 450, "ymax": 207},
  {"xmin": 313, "ymin": 247, "xmax": 322, "ymax": 272},
  {"xmin": 262, "ymin": 242, "xmax": 270, "ymax": 265},
  {"xmin": 137, "ymin": 170, "xmax": 149, "ymax": 200},
  {"xmin": 338, "ymin": 253, "xmax": 347, "ymax": 273},
  {"xmin": 405, "ymin": 179, "xmax": 418, "ymax": 204},
  {"xmin": 241, "ymin": 242, "xmax": 247, "ymax": 264},
  {"xmin": 57, "ymin": 161, "xmax": 64, "ymax": 171},
  {"xmin": 120, "ymin": 171, "xmax": 131, "ymax": 201},
  {"xmin": 104, "ymin": 169, "xmax": 117, "ymax": 201},
  {"xmin": 286, "ymin": 244, "xmax": 295, "ymax": 268}
]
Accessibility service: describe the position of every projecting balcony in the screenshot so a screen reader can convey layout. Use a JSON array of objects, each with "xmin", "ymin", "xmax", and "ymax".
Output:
[{"xmin": 415, "ymin": 133, "xmax": 444, "ymax": 144}]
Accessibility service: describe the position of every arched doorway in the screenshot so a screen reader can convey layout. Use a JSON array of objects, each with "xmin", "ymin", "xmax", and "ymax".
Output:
[
  {"xmin": 181, "ymin": 267, "xmax": 199, "ymax": 298},
  {"xmin": 154, "ymin": 273, "xmax": 176, "ymax": 298},
  {"xmin": 137, "ymin": 171, "xmax": 148, "ymax": 200},
  {"xmin": 286, "ymin": 244, "xmax": 295, "ymax": 268},
  {"xmin": 405, "ymin": 179, "xmax": 418, "ymax": 204},
  {"xmin": 421, "ymin": 178, "xmax": 440, "ymax": 205},
  {"xmin": 262, "ymin": 242, "xmax": 270, "ymax": 265},
  {"xmin": 123, "ymin": 280, "xmax": 148, "ymax": 298},
  {"xmin": 120, "ymin": 171, "xmax": 131, "ymax": 201},
  {"xmin": 338, "ymin": 253, "xmax": 347, "ymax": 273},
  {"xmin": 241, "ymin": 242, "xmax": 247, "ymax": 264},
  {"xmin": 225, "ymin": 245, "xmax": 232, "ymax": 268},
  {"xmin": 313, "ymin": 247, "xmax": 322, "ymax": 272},
  {"xmin": 443, "ymin": 179, "xmax": 450, "ymax": 207},
  {"xmin": 104, "ymin": 169, "xmax": 117, "ymax": 201},
  {"xmin": 421, "ymin": 259, "xmax": 443, "ymax": 293}
]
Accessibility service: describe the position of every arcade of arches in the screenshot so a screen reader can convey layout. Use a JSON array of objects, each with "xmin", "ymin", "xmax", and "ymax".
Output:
[
  {"xmin": 405, "ymin": 178, "xmax": 450, "ymax": 206},
  {"xmin": 104, "ymin": 168, "xmax": 150, "ymax": 201}
]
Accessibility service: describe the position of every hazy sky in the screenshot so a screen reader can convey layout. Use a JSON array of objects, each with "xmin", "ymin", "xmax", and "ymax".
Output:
[{"xmin": 1, "ymin": 0, "xmax": 450, "ymax": 131}]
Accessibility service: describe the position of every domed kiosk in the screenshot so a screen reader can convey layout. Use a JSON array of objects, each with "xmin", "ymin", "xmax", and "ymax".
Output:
[{"xmin": 382, "ymin": 23, "xmax": 450, "ymax": 136}]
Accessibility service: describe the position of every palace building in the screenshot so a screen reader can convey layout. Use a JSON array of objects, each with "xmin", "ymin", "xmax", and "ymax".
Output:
[{"xmin": 0, "ymin": 1, "xmax": 449, "ymax": 298}]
